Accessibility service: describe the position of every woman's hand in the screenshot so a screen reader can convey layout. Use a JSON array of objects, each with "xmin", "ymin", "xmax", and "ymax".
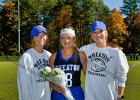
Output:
[
  {"xmin": 50, "ymin": 82, "xmax": 65, "ymax": 93},
  {"xmin": 117, "ymin": 97, "xmax": 123, "ymax": 100}
]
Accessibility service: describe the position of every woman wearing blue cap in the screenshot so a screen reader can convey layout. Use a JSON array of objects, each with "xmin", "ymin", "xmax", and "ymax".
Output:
[
  {"xmin": 17, "ymin": 25, "xmax": 51, "ymax": 100},
  {"xmin": 49, "ymin": 26, "xmax": 87, "ymax": 100},
  {"xmin": 80, "ymin": 21, "xmax": 129, "ymax": 100}
]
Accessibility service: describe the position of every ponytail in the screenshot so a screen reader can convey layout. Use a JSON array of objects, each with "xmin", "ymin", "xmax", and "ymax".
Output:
[{"xmin": 73, "ymin": 44, "xmax": 79, "ymax": 63}]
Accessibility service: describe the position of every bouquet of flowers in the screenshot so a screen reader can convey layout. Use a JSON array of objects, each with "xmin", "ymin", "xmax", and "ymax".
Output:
[{"xmin": 40, "ymin": 66, "xmax": 75, "ymax": 100}]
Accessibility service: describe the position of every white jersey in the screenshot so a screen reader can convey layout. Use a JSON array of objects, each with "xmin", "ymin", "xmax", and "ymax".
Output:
[
  {"xmin": 17, "ymin": 48, "xmax": 51, "ymax": 100},
  {"xmin": 80, "ymin": 43, "xmax": 129, "ymax": 100}
]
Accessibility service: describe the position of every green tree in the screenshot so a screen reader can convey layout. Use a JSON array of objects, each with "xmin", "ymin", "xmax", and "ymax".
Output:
[
  {"xmin": 121, "ymin": 0, "xmax": 140, "ymax": 53},
  {"xmin": 42, "ymin": 0, "xmax": 110, "ymax": 51},
  {"xmin": 14, "ymin": 0, "xmax": 49, "ymax": 53},
  {"xmin": 131, "ymin": 12, "xmax": 140, "ymax": 52},
  {"xmin": 77, "ymin": 0, "xmax": 110, "ymax": 46},
  {"xmin": 121, "ymin": 0, "xmax": 139, "ymax": 17}
]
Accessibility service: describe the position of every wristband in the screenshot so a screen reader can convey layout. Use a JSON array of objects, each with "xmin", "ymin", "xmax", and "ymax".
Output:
[{"xmin": 118, "ymin": 95, "xmax": 124, "ymax": 99}]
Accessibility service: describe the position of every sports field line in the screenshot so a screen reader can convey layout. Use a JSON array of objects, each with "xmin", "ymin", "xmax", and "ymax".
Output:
[{"xmin": 129, "ymin": 61, "xmax": 140, "ymax": 71}]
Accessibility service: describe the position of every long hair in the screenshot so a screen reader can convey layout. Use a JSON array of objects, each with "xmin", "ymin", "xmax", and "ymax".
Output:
[{"xmin": 60, "ymin": 25, "xmax": 79, "ymax": 63}]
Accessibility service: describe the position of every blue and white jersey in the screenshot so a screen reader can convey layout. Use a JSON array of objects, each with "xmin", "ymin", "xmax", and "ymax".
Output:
[{"xmin": 54, "ymin": 50, "xmax": 82, "ymax": 87}]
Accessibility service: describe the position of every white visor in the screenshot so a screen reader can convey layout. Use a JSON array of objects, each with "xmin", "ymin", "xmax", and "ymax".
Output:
[{"xmin": 60, "ymin": 28, "xmax": 75, "ymax": 37}]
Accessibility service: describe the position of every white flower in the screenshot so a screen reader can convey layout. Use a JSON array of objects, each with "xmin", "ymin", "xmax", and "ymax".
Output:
[
  {"xmin": 40, "ymin": 67, "xmax": 75, "ymax": 100},
  {"xmin": 40, "ymin": 66, "xmax": 51, "ymax": 78},
  {"xmin": 44, "ymin": 67, "xmax": 51, "ymax": 73}
]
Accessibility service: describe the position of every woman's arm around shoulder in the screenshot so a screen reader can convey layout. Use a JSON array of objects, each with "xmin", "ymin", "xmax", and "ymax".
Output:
[{"xmin": 49, "ymin": 52, "xmax": 56, "ymax": 69}]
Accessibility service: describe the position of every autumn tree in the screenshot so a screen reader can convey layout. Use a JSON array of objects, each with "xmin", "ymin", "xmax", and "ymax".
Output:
[
  {"xmin": 47, "ymin": 6, "xmax": 72, "ymax": 52},
  {"xmin": 107, "ymin": 8, "xmax": 128, "ymax": 47},
  {"xmin": 0, "ymin": 0, "xmax": 18, "ymax": 55},
  {"xmin": 0, "ymin": 0, "xmax": 111, "ymax": 55}
]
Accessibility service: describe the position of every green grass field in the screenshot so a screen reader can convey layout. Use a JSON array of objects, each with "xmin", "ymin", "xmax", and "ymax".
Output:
[
  {"xmin": 125, "ymin": 61, "xmax": 140, "ymax": 100},
  {"xmin": 0, "ymin": 61, "xmax": 140, "ymax": 100},
  {"xmin": 0, "ymin": 62, "xmax": 18, "ymax": 100}
]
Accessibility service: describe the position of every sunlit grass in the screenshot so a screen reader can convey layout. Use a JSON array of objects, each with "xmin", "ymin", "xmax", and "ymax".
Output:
[
  {"xmin": 0, "ymin": 62, "xmax": 18, "ymax": 100},
  {"xmin": 0, "ymin": 61, "xmax": 140, "ymax": 100}
]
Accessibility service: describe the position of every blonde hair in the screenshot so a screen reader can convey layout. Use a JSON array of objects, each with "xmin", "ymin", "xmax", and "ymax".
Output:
[{"xmin": 61, "ymin": 25, "xmax": 79, "ymax": 63}]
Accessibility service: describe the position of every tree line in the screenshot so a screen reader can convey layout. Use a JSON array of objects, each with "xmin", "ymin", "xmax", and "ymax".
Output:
[{"xmin": 0, "ymin": 0, "xmax": 140, "ymax": 56}]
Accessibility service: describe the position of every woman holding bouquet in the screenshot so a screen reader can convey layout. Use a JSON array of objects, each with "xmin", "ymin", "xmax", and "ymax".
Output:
[
  {"xmin": 17, "ymin": 25, "xmax": 51, "ymax": 100},
  {"xmin": 49, "ymin": 26, "xmax": 87, "ymax": 100}
]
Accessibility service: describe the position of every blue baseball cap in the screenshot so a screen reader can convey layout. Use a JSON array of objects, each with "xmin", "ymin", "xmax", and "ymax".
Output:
[
  {"xmin": 90, "ymin": 21, "xmax": 106, "ymax": 33},
  {"xmin": 31, "ymin": 25, "xmax": 48, "ymax": 37}
]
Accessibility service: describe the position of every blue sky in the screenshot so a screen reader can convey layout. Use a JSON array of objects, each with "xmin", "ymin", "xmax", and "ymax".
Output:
[
  {"xmin": 103, "ymin": 0, "xmax": 123, "ymax": 11},
  {"xmin": 0, "ymin": 0, "xmax": 123, "ymax": 11}
]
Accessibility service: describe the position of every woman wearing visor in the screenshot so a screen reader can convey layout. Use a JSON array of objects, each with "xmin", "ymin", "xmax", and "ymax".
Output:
[{"xmin": 49, "ymin": 26, "xmax": 87, "ymax": 100}]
